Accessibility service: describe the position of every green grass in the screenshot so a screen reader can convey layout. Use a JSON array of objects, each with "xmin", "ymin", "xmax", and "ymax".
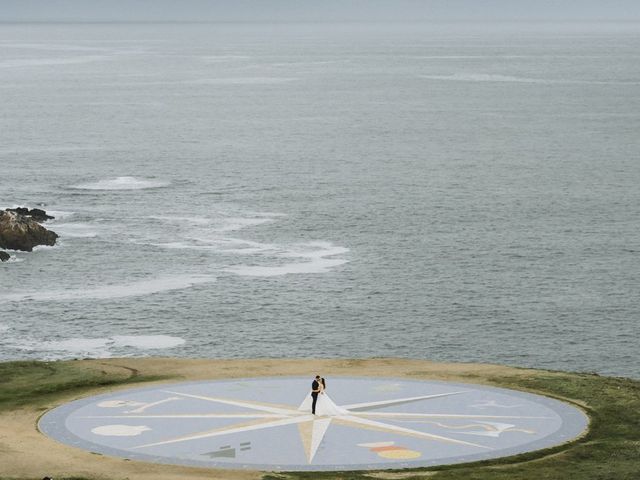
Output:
[
  {"xmin": 0, "ymin": 360, "xmax": 171, "ymax": 480},
  {"xmin": 0, "ymin": 360, "xmax": 169, "ymax": 413},
  {"xmin": 0, "ymin": 361, "xmax": 638, "ymax": 480}
]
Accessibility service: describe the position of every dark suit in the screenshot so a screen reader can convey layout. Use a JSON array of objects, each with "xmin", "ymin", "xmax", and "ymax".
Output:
[{"xmin": 311, "ymin": 380, "xmax": 320, "ymax": 414}]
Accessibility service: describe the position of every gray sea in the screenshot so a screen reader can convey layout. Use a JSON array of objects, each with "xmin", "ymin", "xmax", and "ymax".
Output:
[{"xmin": 1, "ymin": 22, "xmax": 639, "ymax": 378}]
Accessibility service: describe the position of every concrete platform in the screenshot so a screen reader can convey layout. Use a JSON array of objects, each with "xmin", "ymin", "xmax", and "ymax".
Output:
[{"xmin": 39, "ymin": 375, "xmax": 588, "ymax": 471}]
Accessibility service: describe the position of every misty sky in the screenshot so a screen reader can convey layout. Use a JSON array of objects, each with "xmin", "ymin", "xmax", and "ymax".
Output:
[{"xmin": 1, "ymin": 0, "xmax": 640, "ymax": 22}]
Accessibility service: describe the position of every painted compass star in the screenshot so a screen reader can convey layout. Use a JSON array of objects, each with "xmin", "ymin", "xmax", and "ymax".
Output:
[
  {"xmin": 39, "ymin": 377, "xmax": 589, "ymax": 471},
  {"xmin": 103, "ymin": 389, "xmax": 539, "ymax": 461}
]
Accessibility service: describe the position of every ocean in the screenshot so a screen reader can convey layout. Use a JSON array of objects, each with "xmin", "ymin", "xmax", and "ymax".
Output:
[{"xmin": 1, "ymin": 22, "xmax": 638, "ymax": 378}]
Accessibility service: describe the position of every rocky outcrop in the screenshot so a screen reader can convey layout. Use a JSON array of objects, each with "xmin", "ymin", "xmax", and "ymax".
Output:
[
  {"xmin": 5, "ymin": 207, "xmax": 54, "ymax": 222},
  {"xmin": 0, "ymin": 210, "xmax": 58, "ymax": 252},
  {"xmin": 0, "ymin": 251, "xmax": 9, "ymax": 262}
]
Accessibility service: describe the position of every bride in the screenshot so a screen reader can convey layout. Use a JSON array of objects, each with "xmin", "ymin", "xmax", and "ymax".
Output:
[{"xmin": 298, "ymin": 377, "xmax": 348, "ymax": 416}]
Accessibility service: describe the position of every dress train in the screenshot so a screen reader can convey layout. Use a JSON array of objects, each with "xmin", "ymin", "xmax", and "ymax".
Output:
[{"xmin": 298, "ymin": 391, "xmax": 348, "ymax": 416}]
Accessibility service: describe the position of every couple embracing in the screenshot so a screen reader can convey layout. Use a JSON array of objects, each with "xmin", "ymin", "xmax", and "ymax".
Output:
[{"xmin": 298, "ymin": 375, "xmax": 347, "ymax": 416}]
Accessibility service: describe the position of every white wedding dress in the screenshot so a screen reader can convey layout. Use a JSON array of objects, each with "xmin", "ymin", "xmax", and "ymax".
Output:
[{"xmin": 298, "ymin": 389, "xmax": 348, "ymax": 416}]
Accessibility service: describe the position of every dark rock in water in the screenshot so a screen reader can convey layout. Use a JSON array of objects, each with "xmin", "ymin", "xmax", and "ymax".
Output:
[
  {"xmin": 28, "ymin": 208, "xmax": 54, "ymax": 222},
  {"xmin": 0, "ymin": 210, "xmax": 58, "ymax": 252},
  {"xmin": 12, "ymin": 207, "xmax": 30, "ymax": 215},
  {"xmin": 5, "ymin": 207, "xmax": 54, "ymax": 222},
  {"xmin": 0, "ymin": 251, "xmax": 9, "ymax": 262}
]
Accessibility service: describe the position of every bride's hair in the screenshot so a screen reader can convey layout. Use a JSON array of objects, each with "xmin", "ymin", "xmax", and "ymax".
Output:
[{"xmin": 321, "ymin": 378, "xmax": 326, "ymax": 387}]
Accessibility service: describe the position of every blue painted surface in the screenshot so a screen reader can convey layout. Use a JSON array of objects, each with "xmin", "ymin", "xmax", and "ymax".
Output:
[{"xmin": 39, "ymin": 376, "xmax": 588, "ymax": 471}]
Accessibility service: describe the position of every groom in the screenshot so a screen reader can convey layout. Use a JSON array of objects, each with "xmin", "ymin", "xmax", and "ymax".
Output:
[{"xmin": 311, "ymin": 375, "xmax": 321, "ymax": 415}]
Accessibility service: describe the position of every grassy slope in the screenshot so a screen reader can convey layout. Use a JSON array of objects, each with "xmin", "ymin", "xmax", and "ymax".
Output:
[
  {"xmin": 0, "ymin": 360, "xmax": 167, "ymax": 413},
  {"xmin": 0, "ymin": 361, "xmax": 638, "ymax": 480},
  {"xmin": 0, "ymin": 360, "xmax": 169, "ymax": 480}
]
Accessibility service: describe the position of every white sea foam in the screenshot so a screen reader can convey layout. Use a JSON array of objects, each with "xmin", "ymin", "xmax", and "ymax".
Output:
[
  {"xmin": 47, "ymin": 210, "xmax": 75, "ymax": 220},
  {"xmin": 213, "ymin": 237, "xmax": 278, "ymax": 255},
  {"xmin": 284, "ymin": 241, "xmax": 350, "ymax": 259},
  {"xmin": 8, "ymin": 334, "xmax": 186, "ymax": 358},
  {"xmin": 213, "ymin": 217, "xmax": 274, "ymax": 232},
  {"xmin": 0, "ymin": 275, "xmax": 214, "ymax": 303},
  {"xmin": 148, "ymin": 215, "xmax": 212, "ymax": 225},
  {"xmin": 48, "ymin": 223, "xmax": 98, "ymax": 238},
  {"xmin": 31, "ymin": 244, "xmax": 57, "ymax": 252},
  {"xmin": 148, "ymin": 241, "xmax": 204, "ymax": 250},
  {"xmin": 143, "ymin": 212, "xmax": 283, "ymax": 252},
  {"xmin": 0, "ymin": 55, "xmax": 108, "ymax": 68},
  {"xmin": 227, "ymin": 258, "xmax": 348, "ymax": 277},
  {"xmin": 150, "ymin": 237, "xmax": 276, "ymax": 254},
  {"xmin": 37, "ymin": 338, "xmax": 113, "ymax": 356},
  {"xmin": 141, "ymin": 212, "xmax": 348, "ymax": 276},
  {"xmin": 148, "ymin": 215, "xmax": 276, "ymax": 230},
  {"xmin": 226, "ymin": 241, "xmax": 349, "ymax": 277},
  {"xmin": 72, "ymin": 176, "xmax": 170, "ymax": 190},
  {"xmin": 111, "ymin": 335, "xmax": 186, "ymax": 349}
]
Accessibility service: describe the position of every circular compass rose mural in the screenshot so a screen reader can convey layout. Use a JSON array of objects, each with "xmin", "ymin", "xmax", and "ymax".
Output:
[{"xmin": 39, "ymin": 376, "xmax": 588, "ymax": 471}]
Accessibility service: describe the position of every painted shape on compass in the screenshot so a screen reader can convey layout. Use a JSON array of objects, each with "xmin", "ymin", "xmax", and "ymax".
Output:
[
  {"xmin": 458, "ymin": 421, "xmax": 535, "ymax": 437},
  {"xmin": 97, "ymin": 397, "xmax": 181, "ymax": 413},
  {"xmin": 204, "ymin": 447, "xmax": 236, "ymax": 459},
  {"xmin": 358, "ymin": 441, "xmax": 422, "ymax": 460},
  {"xmin": 202, "ymin": 442, "xmax": 252, "ymax": 459}
]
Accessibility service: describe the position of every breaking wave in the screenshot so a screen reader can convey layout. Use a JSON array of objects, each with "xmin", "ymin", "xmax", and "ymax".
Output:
[
  {"xmin": 7, "ymin": 334, "xmax": 186, "ymax": 359},
  {"xmin": 140, "ymin": 213, "xmax": 349, "ymax": 276},
  {"xmin": 0, "ymin": 274, "xmax": 214, "ymax": 303},
  {"xmin": 72, "ymin": 176, "xmax": 170, "ymax": 190},
  {"xmin": 226, "ymin": 241, "xmax": 349, "ymax": 277},
  {"xmin": 47, "ymin": 222, "xmax": 98, "ymax": 238}
]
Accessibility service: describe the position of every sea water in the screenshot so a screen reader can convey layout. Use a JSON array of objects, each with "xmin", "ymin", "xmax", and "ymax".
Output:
[{"xmin": 1, "ymin": 22, "xmax": 639, "ymax": 378}]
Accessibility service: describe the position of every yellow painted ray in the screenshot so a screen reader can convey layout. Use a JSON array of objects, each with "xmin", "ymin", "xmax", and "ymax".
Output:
[
  {"xmin": 162, "ymin": 390, "xmax": 302, "ymax": 415},
  {"xmin": 297, "ymin": 420, "xmax": 313, "ymax": 460},
  {"xmin": 297, "ymin": 417, "xmax": 332, "ymax": 463},
  {"xmin": 341, "ymin": 391, "xmax": 468, "ymax": 411},
  {"xmin": 333, "ymin": 415, "xmax": 490, "ymax": 449},
  {"xmin": 134, "ymin": 414, "xmax": 315, "ymax": 449}
]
